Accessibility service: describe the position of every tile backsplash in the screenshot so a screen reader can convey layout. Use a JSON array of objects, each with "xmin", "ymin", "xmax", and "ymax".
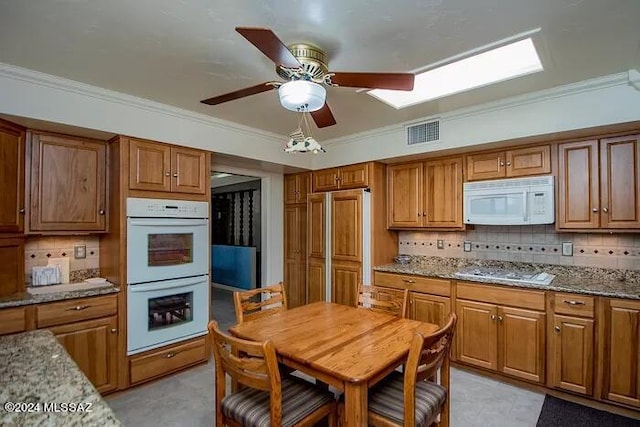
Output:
[
  {"xmin": 25, "ymin": 236, "xmax": 100, "ymax": 284},
  {"xmin": 399, "ymin": 225, "xmax": 640, "ymax": 271}
]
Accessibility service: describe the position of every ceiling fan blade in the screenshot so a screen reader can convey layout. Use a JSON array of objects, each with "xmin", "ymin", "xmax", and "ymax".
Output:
[
  {"xmin": 200, "ymin": 82, "xmax": 275, "ymax": 105},
  {"xmin": 236, "ymin": 27, "xmax": 301, "ymax": 69},
  {"xmin": 310, "ymin": 103, "xmax": 337, "ymax": 128},
  {"xmin": 330, "ymin": 72, "xmax": 415, "ymax": 90}
]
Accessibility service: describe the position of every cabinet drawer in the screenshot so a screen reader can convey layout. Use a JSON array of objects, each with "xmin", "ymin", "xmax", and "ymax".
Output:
[
  {"xmin": 0, "ymin": 306, "xmax": 26, "ymax": 335},
  {"xmin": 373, "ymin": 271, "xmax": 451, "ymax": 296},
  {"xmin": 36, "ymin": 294, "xmax": 117, "ymax": 328},
  {"xmin": 456, "ymin": 282, "xmax": 545, "ymax": 311},
  {"xmin": 552, "ymin": 293, "xmax": 594, "ymax": 318},
  {"xmin": 129, "ymin": 336, "xmax": 208, "ymax": 385}
]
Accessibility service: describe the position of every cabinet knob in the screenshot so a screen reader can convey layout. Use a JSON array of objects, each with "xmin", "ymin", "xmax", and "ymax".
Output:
[
  {"xmin": 99, "ymin": 210, "xmax": 105, "ymax": 215},
  {"xmin": 491, "ymin": 314, "xmax": 497, "ymax": 320},
  {"xmin": 423, "ymin": 212, "xmax": 427, "ymax": 217},
  {"xmin": 110, "ymin": 328, "xmax": 117, "ymax": 334},
  {"xmin": 67, "ymin": 305, "xmax": 89, "ymax": 311},
  {"xmin": 498, "ymin": 158, "xmax": 504, "ymax": 167},
  {"xmin": 417, "ymin": 212, "xmax": 422, "ymax": 217},
  {"xmin": 563, "ymin": 300, "xmax": 585, "ymax": 306},
  {"xmin": 165, "ymin": 352, "xmax": 176, "ymax": 359},
  {"xmin": 602, "ymin": 207, "xmax": 609, "ymax": 213},
  {"xmin": 592, "ymin": 208, "xmax": 599, "ymax": 213},
  {"xmin": 506, "ymin": 161, "xmax": 511, "ymax": 166},
  {"xmin": 555, "ymin": 326, "xmax": 561, "ymax": 333},
  {"xmin": 402, "ymin": 279, "xmax": 416, "ymax": 284},
  {"xmin": 18, "ymin": 208, "xmax": 25, "ymax": 214},
  {"xmin": 165, "ymin": 172, "xmax": 171, "ymax": 177},
  {"xmin": 173, "ymin": 173, "xmax": 178, "ymax": 178},
  {"xmin": 497, "ymin": 315, "xmax": 503, "ymax": 322}
]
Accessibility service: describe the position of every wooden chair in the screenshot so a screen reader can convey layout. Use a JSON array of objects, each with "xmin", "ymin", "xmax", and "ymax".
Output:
[
  {"xmin": 357, "ymin": 284, "xmax": 409, "ymax": 318},
  {"xmin": 208, "ymin": 321, "xmax": 336, "ymax": 427},
  {"xmin": 365, "ymin": 312, "xmax": 458, "ymax": 427},
  {"xmin": 233, "ymin": 282, "xmax": 288, "ymax": 324}
]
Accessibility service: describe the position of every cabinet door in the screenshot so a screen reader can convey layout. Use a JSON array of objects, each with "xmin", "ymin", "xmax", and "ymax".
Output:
[
  {"xmin": 50, "ymin": 316, "xmax": 118, "ymax": 394},
  {"xmin": 0, "ymin": 120, "xmax": 25, "ymax": 233},
  {"xmin": 129, "ymin": 138, "xmax": 171, "ymax": 192},
  {"xmin": 0, "ymin": 238, "xmax": 25, "ymax": 297},
  {"xmin": 550, "ymin": 314, "xmax": 594, "ymax": 395},
  {"xmin": 307, "ymin": 258, "xmax": 326, "ymax": 304},
  {"xmin": 0, "ymin": 306, "xmax": 26, "ymax": 335},
  {"xmin": 387, "ymin": 163, "xmax": 423, "ymax": 228},
  {"xmin": 284, "ymin": 205, "xmax": 306, "ymax": 308},
  {"xmin": 339, "ymin": 164, "xmax": 369, "ymax": 189},
  {"xmin": 297, "ymin": 173, "xmax": 311, "ymax": 203},
  {"xmin": 557, "ymin": 140, "xmax": 600, "ymax": 229},
  {"xmin": 331, "ymin": 260, "xmax": 360, "ymax": 307},
  {"xmin": 505, "ymin": 145, "xmax": 551, "ymax": 177},
  {"xmin": 456, "ymin": 300, "xmax": 498, "ymax": 370},
  {"xmin": 499, "ymin": 307, "xmax": 545, "ymax": 383},
  {"xmin": 171, "ymin": 147, "xmax": 207, "ymax": 194},
  {"xmin": 600, "ymin": 135, "xmax": 640, "ymax": 229},
  {"xmin": 409, "ymin": 292, "xmax": 450, "ymax": 327},
  {"xmin": 331, "ymin": 190, "xmax": 362, "ymax": 262},
  {"xmin": 307, "ymin": 193, "xmax": 326, "ymax": 259},
  {"xmin": 312, "ymin": 168, "xmax": 339, "ymax": 192},
  {"xmin": 29, "ymin": 133, "xmax": 106, "ymax": 232},
  {"xmin": 284, "ymin": 174, "xmax": 299, "ymax": 205},
  {"xmin": 465, "ymin": 152, "xmax": 505, "ymax": 181},
  {"xmin": 604, "ymin": 299, "xmax": 640, "ymax": 407},
  {"xmin": 423, "ymin": 158, "xmax": 463, "ymax": 228}
]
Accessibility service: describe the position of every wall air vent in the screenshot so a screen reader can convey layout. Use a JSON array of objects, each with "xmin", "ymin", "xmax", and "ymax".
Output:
[{"xmin": 406, "ymin": 119, "xmax": 440, "ymax": 145}]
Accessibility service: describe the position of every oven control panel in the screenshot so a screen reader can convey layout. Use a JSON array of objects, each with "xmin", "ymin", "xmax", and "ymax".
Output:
[{"xmin": 127, "ymin": 197, "xmax": 209, "ymax": 218}]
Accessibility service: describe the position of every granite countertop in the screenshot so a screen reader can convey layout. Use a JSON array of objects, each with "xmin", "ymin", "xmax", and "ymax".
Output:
[
  {"xmin": 0, "ymin": 330, "xmax": 120, "ymax": 426},
  {"xmin": 0, "ymin": 284, "xmax": 119, "ymax": 310},
  {"xmin": 374, "ymin": 256, "xmax": 640, "ymax": 300}
]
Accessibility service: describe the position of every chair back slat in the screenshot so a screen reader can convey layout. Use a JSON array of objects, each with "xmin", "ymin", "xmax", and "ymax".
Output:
[
  {"xmin": 357, "ymin": 284, "xmax": 409, "ymax": 318},
  {"xmin": 233, "ymin": 282, "xmax": 288, "ymax": 324}
]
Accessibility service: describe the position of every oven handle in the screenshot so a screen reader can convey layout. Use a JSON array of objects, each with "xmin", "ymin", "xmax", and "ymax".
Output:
[
  {"xmin": 128, "ymin": 276, "xmax": 208, "ymax": 293},
  {"xmin": 128, "ymin": 218, "xmax": 209, "ymax": 227}
]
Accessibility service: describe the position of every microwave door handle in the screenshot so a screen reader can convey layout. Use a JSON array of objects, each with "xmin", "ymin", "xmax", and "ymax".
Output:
[
  {"xmin": 129, "ymin": 276, "xmax": 207, "ymax": 292},
  {"xmin": 128, "ymin": 218, "xmax": 208, "ymax": 227},
  {"xmin": 523, "ymin": 191, "xmax": 528, "ymax": 222}
]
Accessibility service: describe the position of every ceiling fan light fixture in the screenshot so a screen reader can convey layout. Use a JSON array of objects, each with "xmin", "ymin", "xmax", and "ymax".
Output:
[{"xmin": 278, "ymin": 80, "xmax": 326, "ymax": 112}]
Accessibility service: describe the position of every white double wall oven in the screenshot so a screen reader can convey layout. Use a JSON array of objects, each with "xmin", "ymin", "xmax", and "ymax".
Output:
[{"xmin": 126, "ymin": 198, "xmax": 210, "ymax": 355}]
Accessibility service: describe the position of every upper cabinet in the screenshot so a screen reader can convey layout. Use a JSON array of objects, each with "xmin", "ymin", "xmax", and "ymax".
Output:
[
  {"xmin": 465, "ymin": 145, "xmax": 551, "ymax": 181},
  {"xmin": 311, "ymin": 163, "xmax": 369, "ymax": 193},
  {"xmin": 557, "ymin": 135, "xmax": 640, "ymax": 230},
  {"xmin": 0, "ymin": 119, "xmax": 26, "ymax": 233},
  {"xmin": 129, "ymin": 138, "xmax": 207, "ymax": 195},
  {"xmin": 28, "ymin": 132, "xmax": 107, "ymax": 233},
  {"xmin": 284, "ymin": 172, "xmax": 310, "ymax": 205},
  {"xmin": 388, "ymin": 157, "xmax": 463, "ymax": 229}
]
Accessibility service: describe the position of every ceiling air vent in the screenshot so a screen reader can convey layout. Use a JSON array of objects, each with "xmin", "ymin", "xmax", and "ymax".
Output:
[{"xmin": 406, "ymin": 119, "xmax": 440, "ymax": 146}]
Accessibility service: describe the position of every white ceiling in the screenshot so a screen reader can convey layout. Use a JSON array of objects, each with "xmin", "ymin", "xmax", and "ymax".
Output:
[{"xmin": 1, "ymin": 0, "xmax": 639, "ymax": 141}]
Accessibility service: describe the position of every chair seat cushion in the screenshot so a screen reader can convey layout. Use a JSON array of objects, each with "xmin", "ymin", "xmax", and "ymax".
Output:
[
  {"xmin": 368, "ymin": 371, "xmax": 447, "ymax": 426},
  {"xmin": 221, "ymin": 376, "xmax": 333, "ymax": 427}
]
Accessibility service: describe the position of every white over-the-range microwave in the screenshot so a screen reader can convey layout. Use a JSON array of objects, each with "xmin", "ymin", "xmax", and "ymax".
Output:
[{"xmin": 463, "ymin": 175, "xmax": 554, "ymax": 225}]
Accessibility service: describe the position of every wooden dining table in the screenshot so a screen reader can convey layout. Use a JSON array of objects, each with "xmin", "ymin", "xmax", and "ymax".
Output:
[{"xmin": 229, "ymin": 301, "xmax": 439, "ymax": 426}]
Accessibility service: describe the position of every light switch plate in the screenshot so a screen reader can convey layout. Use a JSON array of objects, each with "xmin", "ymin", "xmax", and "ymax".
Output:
[
  {"xmin": 463, "ymin": 241, "xmax": 472, "ymax": 252},
  {"xmin": 437, "ymin": 240, "xmax": 444, "ymax": 249},
  {"xmin": 74, "ymin": 244, "xmax": 86, "ymax": 259},
  {"xmin": 562, "ymin": 242, "xmax": 573, "ymax": 256}
]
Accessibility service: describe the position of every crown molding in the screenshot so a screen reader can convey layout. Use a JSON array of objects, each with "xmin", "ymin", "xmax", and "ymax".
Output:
[
  {"xmin": 322, "ymin": 72, "xmax": 630, "ymax": 147},
  {"xmin": 0, "ymin": 62, "xmax": 287, "ymax": 147}
]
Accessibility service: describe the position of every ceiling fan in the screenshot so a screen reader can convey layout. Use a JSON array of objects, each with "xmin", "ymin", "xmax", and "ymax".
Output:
[{"xmin": 200, "ymin": 27, "xmax": 415, "ymax": 128}]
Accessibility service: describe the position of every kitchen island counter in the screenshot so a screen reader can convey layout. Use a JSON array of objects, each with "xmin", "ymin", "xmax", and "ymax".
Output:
[{"xmin": 0, "ymin": 329, "xmax": 120, "ymax": 426}]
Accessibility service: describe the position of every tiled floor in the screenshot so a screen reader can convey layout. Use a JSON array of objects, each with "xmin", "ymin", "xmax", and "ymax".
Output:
[{"xmin": 107, "ymin": 287, "xmax": 545, "ymax": 426}]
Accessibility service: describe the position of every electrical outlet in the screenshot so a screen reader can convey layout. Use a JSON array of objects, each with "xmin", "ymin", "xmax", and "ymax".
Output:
[
  {"xmin": 562, "ymin": 242, "xmax": 573, "ymax": 256},
  {"xmin": 74, "ymin": 244, "xmax": 86, "ymax": 259},
  {"xmin": 437, "ymin": 240, "xmax": 444, "ymax": 249},
  {"xmin": 463, "ymin": 241, "xmax": 472, "ymax": 252}
]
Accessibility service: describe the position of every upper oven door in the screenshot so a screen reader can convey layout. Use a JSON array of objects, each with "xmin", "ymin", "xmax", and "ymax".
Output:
[{"xmin": 127, "ymin": 217, "xmax": 209, "ymax": 284}]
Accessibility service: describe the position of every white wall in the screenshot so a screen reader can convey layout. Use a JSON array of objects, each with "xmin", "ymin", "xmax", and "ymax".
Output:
[{"xmin": 313, "ymin": 72, "xmax": 640, "ymax": 169}]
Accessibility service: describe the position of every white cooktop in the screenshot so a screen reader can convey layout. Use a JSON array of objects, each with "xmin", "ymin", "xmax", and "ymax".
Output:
[{"xmin": 454, "ymin": 267, "xmax": 555, "ymax": 285}]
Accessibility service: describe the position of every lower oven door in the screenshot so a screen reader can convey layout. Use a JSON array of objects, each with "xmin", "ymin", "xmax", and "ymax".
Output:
[{"xmin": 127, "ymin": 275, "xmax": 209, "ymax": 355}]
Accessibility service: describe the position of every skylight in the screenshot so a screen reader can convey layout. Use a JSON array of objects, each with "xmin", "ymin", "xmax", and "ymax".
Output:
[{"xmin": 368, "ymin": 38, "xmax": 543, "ymax": 109}]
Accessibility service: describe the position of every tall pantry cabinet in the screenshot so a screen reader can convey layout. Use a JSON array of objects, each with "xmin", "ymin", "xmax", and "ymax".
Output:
[{"xmin": 283, "ymin": 173, "xmax": 310, "ymax": 308}]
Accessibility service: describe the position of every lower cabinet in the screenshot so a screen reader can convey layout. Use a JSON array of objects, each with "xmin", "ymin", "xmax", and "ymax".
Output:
[
  {"xmin": 0, "ymin": 306, "xmax": 26, "ymax": 335},
  {"xmin": 409, "ymin": 292, "xmax": 450, "ymax": 327},
  {"xmin": 548, "ymin": 314, "xmax": 594, "ymax": 395},
  {"xmin": 331, "ymin": 260, "xmax": 361, "ymax": 307},
  {"xmin": 50, "ymin": 316, "xmax": 118, "ymax": 394}
]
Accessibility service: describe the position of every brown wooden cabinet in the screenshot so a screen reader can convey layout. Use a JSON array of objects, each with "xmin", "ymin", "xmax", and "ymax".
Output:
[
  {"xmin": 388, "ymin": 158, "xmax": 463, "ymax": 229},
  {"xmin": 465, "ymin": 145, "xmax": 551, "ymax": 181},
  {"xmin": 28, "ymin": 132, "xmax": 107, "ymax": 232},
  {"xmin": 331, "ymin": 260, "xmax": 360, "ymax": 307},
  {"xmin": 0, "ymin": 119, "xmax": 26, "ymax": 233},
  {"xmin": 455, "ymin": 283, "xmax": 546, "ymax": 384},
  {"xmin": 284, "ymin": 172, "xmax": 310, "ymax": 205},
  {"xmin": 409, "ymin": 292, "xmax": 450, "ymax": 327},
  {"xmin": 549, "ymin": 314, "xmax": 594, "ymax": 395},
  {"xmin": 602, "ymin": 298, "xmax": 640, "ymax": 407},
  {"xmin": 129, "ymin": 138, "xmax": 207, "ymax": 195},
  {"xmin": 0, "ymin": 306, "xmax": 27, "ymax": 335},
  {"xmin": 0, "ymin": 237, "xmax": 25, "ymax": 297},
  {"xmin": 284, "ymin": 204, "xmax": 307, "ymax": 308},
  {"xmin": 306, "ymin": 193, "xmax": 326, "ymax": 304},
  {"xmin": 557, "ymin": 135, "xmax": 640, "ymax": 230},
  {"xmin": 311, "ymin": 163, "xmax": 369, "ymax": 193}
]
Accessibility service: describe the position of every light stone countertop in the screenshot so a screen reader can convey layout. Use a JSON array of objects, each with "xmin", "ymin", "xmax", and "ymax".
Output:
[
  {"xmin": 374, "ymin": 256, "xmax": 640, "ymax": 300},
  {"xmin": 0, "ymin": 329, "xmax": 121, "ymax": 426},
  {"xmin": 0, "ymin": 284, "xmax": 119, "ymax": 310}
]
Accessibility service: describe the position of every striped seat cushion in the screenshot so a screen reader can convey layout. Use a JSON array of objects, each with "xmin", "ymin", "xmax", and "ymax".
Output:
[
  {"xmin": 368, "ymin": 371, "xmax": 447, "ymax": 426},
  {"xmin": 221, "ymin": 376, "xmax": 333, "ymax": 427}
]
